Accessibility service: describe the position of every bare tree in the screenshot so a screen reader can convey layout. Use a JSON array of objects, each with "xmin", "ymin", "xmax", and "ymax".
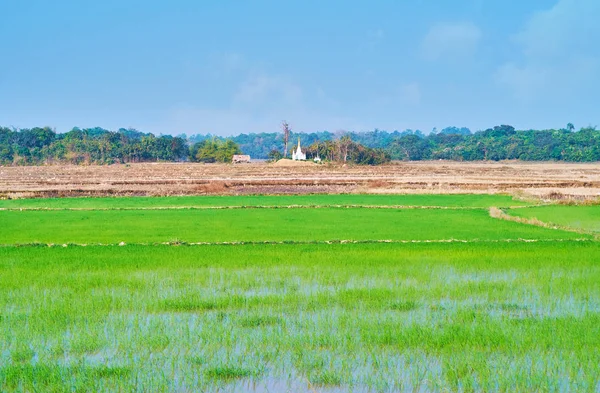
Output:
[
  {"xmin": 282, "ymin": 121, "xmax": 291, "ymax": 158},
  {"xmin": 338, "ymin": 134, "xmax": 352, "ymax": 162}
]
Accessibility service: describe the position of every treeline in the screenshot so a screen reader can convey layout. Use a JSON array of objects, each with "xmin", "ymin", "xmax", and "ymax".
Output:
[
  {"xmin": 2, "ymin": 124, "xmax": 600, "ymax": 165},
  {"xmin": 192, "ymin": 124, "xmax": 600, "ymax": 162},
  {"xmin": 189, "ymin": 130, "xmax": 403, "ymax": 159},
  {"xmin": 389, "ymin": 125, "xmax": 600, "ymax": 161},
  {"xmin": 0, "ymin": 127, "xmax": 240, "ymax": 165},
  {"xmin": 188, "ymin": 126, "xmax": 469, "ymax": 159},
  {"xmin": 0, "ymin": 126, "xmax": 391, "ymax": 165},
  {"xmin": 0, "ymin": 127, "xmax": 188, "ymax": 165}
]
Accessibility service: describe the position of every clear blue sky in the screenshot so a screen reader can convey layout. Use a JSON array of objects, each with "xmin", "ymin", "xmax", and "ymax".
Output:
[{"xmin": 1, "ymin": 0, "xmax": 598, "ymax": 136}]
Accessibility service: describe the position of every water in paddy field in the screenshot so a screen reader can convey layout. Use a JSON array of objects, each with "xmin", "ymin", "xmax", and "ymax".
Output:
[
  {"xmin": 214, "ymin": 377, "xmax": 376, "ymax": 393},
  {"xmin": 205, "ymin": 368, "xmax": 440, "ymax": 393}
]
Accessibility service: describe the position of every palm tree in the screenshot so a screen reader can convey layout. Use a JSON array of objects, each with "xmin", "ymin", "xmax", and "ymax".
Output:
[{"xmin": 567, "ymin": 123, "xmax": 575, "ymax": 132}]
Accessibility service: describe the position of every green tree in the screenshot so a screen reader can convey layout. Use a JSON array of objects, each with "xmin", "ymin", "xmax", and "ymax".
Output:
[
  {"xmin": 193, "ymin": 138, "xmax": 241, "ymax": 163},
  {"xmin": 268, "ymin": 149, "xmax": 282, "ymax": 161}
]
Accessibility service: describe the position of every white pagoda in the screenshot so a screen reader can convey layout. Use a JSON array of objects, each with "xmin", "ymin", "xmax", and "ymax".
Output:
[{"xmin": 292, "ymin": 138, "xmax": 306, "ymax": 160}]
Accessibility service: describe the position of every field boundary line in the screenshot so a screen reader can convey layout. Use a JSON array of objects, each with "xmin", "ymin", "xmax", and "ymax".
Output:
[
  {"xmin": 489, "ymin": 207, "xmax": 599, "ymax": 238},
  {"xmin": 0, "ymin": 238, "xmax": 594, "ymax": 249},
  {"xmin": 0, "ymin": 204, "xmax": 536, "ymax": 212}
]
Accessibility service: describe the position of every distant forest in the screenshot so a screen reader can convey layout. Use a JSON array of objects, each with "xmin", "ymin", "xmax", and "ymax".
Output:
[{"xmin": 1, "ymin": 124, "xmax": 600, "ymax": 165}]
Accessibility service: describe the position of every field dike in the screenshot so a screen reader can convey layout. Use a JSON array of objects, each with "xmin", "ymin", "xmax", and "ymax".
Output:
[
  {"xmin": 0, "ymin": 204, "xmax": 535, "ymax": 212},
  {"xmin": 489, "ymin": 207, "xmax": 599, "ymax": 238},
  {"xmin": 0, "ymin": 238, "xmax": 594, "ymax": 249}
]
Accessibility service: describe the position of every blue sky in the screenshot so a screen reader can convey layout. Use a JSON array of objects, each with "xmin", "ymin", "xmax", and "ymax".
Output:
[{"xmin": 1, "ymin": 0, "xmax": 599, "ymax": 135}]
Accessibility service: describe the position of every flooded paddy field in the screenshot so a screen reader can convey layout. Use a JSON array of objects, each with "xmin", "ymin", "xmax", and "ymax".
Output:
[{"xmin": 1, "ymin": 195, "xmax": 599, "ymax": 392}]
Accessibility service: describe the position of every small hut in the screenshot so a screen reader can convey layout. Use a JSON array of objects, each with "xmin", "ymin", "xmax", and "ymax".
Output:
[{"xmin": 232, "ymin": 155, "xmax": 251, "ymax": 164}]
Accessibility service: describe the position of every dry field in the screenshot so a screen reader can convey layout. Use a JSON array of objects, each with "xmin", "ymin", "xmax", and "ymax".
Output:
[{"xmin": 1, "ymin": 161, "xmax": 600, "ymax": 199}]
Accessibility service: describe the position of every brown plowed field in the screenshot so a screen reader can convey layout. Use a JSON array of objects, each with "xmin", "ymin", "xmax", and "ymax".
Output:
[{"xmin": 1, "ymin": 161, "xmax": 600, "ymax": 199}]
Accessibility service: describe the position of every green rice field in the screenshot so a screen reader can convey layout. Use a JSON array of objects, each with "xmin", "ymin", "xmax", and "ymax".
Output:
[
  {"xmin": 508, "ymin": 205, "xmax": 600, "ymax": 233},
  {"xmin": 0, "ymin": 208, "xmax": 587, "ymax": 245},
  {"xmin": 1, "ymin": 194, "xmax": 599, "ymax": 392}
]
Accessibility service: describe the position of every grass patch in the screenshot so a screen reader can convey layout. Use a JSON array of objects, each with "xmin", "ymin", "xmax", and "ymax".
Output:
[
  {"xmin": 204, "ymin": 365, "xmax": 257, "ymax": 381},
  {"xmin": 238, "ymin": 315, "xmax": 281, "ymax": 328},
  {"xmin": 389, "ymin": 300, "xmax": 419, "ymax": 312},
  {"xmin": 310, "ymin": 370, "xmax": 343, "ymax": 386},
  {"xmin": 161, "ymin": 298, "xmax": 225, "ymax": 312}
]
